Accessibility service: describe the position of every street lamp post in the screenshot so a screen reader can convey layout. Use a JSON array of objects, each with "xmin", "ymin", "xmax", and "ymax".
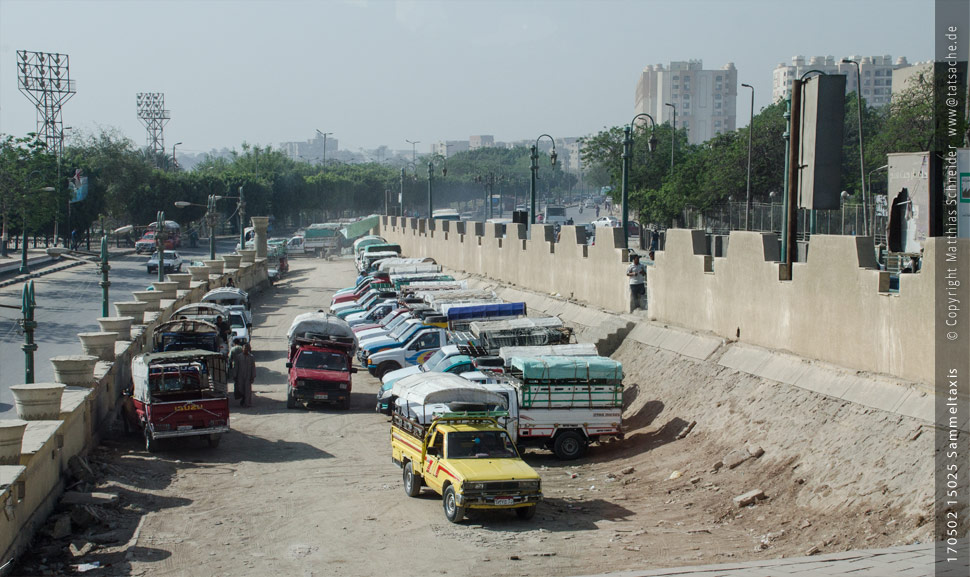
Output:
[
  {"xmin": 175, "ymin": 196, "xmax": 221, "ymax": 260},
  {"xmin": 172, "ymin": 141, "xmax": 182, "ymax": 171},
  {"xmin": 621, "ymin": 114, "xmax": 658, "ymax": 249},
  {"xmin": 406, "ymin": 140, "xmax": 420, "ymax": 175},
  {"xmin": 20, "ymin": 170, "xmax": 55, "ymax": 275},
  {"xmin": 529, "ymin": 135, "xmax": 557, "ymax": 226},
  {"xmin": 427, "ymin": 154, "xmax": 446, "ymax": 219},
  {"xmin": 316, "ymin": 130, "xmax": 332, "ymax": 166},
  {"xmin": 20, "ymin": 281, "xmax": 36, "ymax": 384},
  {"xmin": 46, "ymin": 226, "xmax": 128, "ymax": 317},
  {"xmin": 665, "ymin": 103, "xmax": 676, "ymax": 172},
  {"xmin": 842, "ymin": 58, "xmax": 868, "ymax": 237},
  {"xmin": 237, "ymin": 187, "xmax": 246, "ymax": 251},
  {"xmin": 741, "ymin": 83, "xmax": 755, "ymax": 230},
  {"xmin": 155, "ymin": 210, "xmax": 166, "ymax": 282}
]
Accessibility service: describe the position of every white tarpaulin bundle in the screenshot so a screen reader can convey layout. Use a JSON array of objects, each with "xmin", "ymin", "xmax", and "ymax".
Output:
[{"xmin": 392, "ymin": 372, "xmax": 508, "ymax": 424}]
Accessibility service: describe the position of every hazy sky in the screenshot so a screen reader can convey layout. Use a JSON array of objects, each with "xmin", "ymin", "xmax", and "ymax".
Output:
[{"xmin": 0, "ymin": 0, "xmax": 933, "ymax": 157}]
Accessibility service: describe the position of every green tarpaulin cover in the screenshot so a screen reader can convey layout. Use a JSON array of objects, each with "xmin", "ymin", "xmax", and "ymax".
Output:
[
  {"xmin": 509, "ymin": 355, "xmax": 623, "ymax": 383},
  {"xmin": 341, "ymin": 215, "xmax": 381, "ymax": 240}
]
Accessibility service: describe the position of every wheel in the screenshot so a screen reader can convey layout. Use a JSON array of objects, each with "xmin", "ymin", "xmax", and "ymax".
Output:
[
  {"xmin": 552, "ymin": 430, "xmax": 587, "ymax": 460},
  {"xmin": 207, "ymin": 434, "xmax": 221, "ymax": 448},
  {"xmin": 144, "ymin": 428, "xmax": 157, "ymax": 453},
  {"xmin": 515, "ymin": 505, "xmax": 537, "ymax": 520},
  {"xmin": 403, "ymin": 462, "xmax": 422, "ymax": 497},
  {"xmin": 177, "ymin": 264, "xmax": 183, "ymax": 272},
  {"xmin": 286, "ymin": 388, "xmax": 299, "ymax": 409},
  {"xmin": 376, "ymin": 362, "xmax": 399, "ymax": 381},
  {"xmin": 443, "ymin": 485, "xmax": 464, "ymax": 523}
]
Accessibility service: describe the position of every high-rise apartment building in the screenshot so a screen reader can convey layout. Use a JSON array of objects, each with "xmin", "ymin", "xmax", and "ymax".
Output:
[
  {"xmin": 634, "ymin": 60, "xmax": 738, "ymax": 145},
  {"xmin": 772, "ymin": 55, "xmax": 911, "ymax": 107}
]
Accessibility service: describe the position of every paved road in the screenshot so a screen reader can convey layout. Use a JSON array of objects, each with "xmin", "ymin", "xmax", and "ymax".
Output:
[{"xmin": 0, "ymin": 240, "xmax": 234, "ymax": 417}]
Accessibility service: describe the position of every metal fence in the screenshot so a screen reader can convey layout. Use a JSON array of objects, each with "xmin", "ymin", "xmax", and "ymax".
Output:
[{"xmin": 690, "ymin": 201, "xmax": 887, "ymax": 245}]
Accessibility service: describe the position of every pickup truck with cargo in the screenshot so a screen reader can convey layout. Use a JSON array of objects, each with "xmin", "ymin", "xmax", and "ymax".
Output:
[
  {"xmin": 390, "ymin": 375, "xmax": 542, "ymax": 523},
  {"xmin": 459, "ymin": 355, "xmax": 625, "ymax": 460},
  {"xmin": 469, "ymin": 317, "xmax": 574, "ymax": 353},
  {"xmin": 286, "ymin": 312, "xmax": 358, "ymax": 410},
  {"xmin": 358, "ymin": 317, "xmax": 450, "ymax": 373},
  {"xmin": 376, "ymin": 344, "xmax": 487, "ymax": 413},
  {"xmin": 303, "ymin": 223, "xmax": 343, "ymax": 258},
  {"xmin": 122, "ymin": 350, "xmax": 230, "ymax": 451}
]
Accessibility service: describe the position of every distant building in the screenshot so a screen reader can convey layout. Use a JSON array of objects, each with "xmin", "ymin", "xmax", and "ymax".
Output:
[
  {"xmin": 469, "ymin": 135, "xmax": 494, "ymax": 150},
  {"xmin": 772, "ymin": 55, "xmax": 912, "ymax": 107},
  {"xmin": 434, "ymin": 140, "xmax": 470, "ymax": 157},
  {"xmin": 280, "ymin": 132, "xmax": 339, "ymax": 163},
  {"xmin": 892, "ymin": 61, "xmax": 933, "ymax": 97},
  {"xmin": 634, "ymin": 60, "xmax": 738, "ymax": 145}
]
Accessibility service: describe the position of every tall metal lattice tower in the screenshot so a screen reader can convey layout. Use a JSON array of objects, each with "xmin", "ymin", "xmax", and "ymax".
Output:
[
  {"xmin": 16, "ymin": 50, "xmax": 76, "ymax": 156},
  {"xmin": 136, "ymin": 93, "xmax": 170, "ymax": 159}
]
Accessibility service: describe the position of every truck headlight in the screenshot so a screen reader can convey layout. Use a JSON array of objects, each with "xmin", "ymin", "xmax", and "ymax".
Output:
[
  {"xmin": 464, "ymin": 482, "xmax": 485, "ymax": 491},
  {"xmin": 339, "ymin": 383, "xmax": 348, "ymax": 390},
  {"xmin": 519, "ymin": 480, "xmax": 540, "ymax": 491}
]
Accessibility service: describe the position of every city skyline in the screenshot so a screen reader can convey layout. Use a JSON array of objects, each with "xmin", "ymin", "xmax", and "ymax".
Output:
[{"xmin": 0, "ymin": 0, "xmax": 932, "ymax": 157}]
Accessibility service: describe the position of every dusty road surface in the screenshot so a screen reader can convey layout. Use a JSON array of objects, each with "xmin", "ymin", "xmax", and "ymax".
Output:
[{"xmin": 14, "ymin": 257, "xmax": 931, "ymax": 577}]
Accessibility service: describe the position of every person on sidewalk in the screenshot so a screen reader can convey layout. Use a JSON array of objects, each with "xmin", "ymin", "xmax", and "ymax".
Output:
[
  {"xmin": 228, "ymin": 338, "xmax": 245, "ymax": 400},
  {"xmin": 232, "ymin": 343, "xmax": 256, "ymax": 408},
  {"xmin": 626, "ymin": 253, "xmax": 646, "ymax": 312}
]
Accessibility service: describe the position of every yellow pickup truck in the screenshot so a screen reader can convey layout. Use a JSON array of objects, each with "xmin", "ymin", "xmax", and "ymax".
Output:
[{"xmin": 391, "ymin": 413, "xmax": 543, "ymax": 523}]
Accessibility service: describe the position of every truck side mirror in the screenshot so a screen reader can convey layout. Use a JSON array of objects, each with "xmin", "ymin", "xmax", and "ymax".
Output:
[
  {"xmin": 285, "ymin": 362, "xmax": 293, "ymax": 369},
  {"xmin": 350, "ymin": 368, "xmax": 358, "ymax": 374}
]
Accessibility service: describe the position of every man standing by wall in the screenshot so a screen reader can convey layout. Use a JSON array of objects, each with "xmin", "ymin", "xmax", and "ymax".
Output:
[{"xmin": 626, "ymin": 253, "xmax": 646, "ymax": 312}]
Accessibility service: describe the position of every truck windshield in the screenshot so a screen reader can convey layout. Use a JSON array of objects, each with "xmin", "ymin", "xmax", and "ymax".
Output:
[
  {"xmin": 295, "ymin": 350, "xmax": 348, "ymax": 371},
  {"xmin": 423, "ymin": 349, "xmax": 448, "ymax": 369},
  {"xmin": 447, "ymin": 430, "xmax": 518, "ymax": 459},
  {"xmin": 545, "ymin": 207, "xmax": 566, "ymax": 217},
  {"xmin": 229, "ymin": 313, "xmax": 245, "ymax": 329},
  {"xmin": 388, "ymin": 320, "xmax": 416, "ymax": 341}
]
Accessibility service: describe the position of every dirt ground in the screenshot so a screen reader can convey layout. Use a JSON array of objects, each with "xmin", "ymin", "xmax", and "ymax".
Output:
[{"xmin": 13, "ymin": 257, "xmax": 934, "ymax": 577}]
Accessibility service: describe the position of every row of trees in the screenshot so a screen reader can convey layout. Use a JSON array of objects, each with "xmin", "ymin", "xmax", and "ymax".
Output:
[
  {"xmin": 0, "ymin": 132, "xmax": 573, "ymax": 240},
  {"xmin": 580, "ymin": 70, "xmax": 954, "ymax": 227}
]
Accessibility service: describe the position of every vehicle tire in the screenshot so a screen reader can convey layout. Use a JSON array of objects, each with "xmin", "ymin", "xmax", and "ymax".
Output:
[
  {"xmin": 515, "ymin": 505, "xmax": 537, "ymax": 520},
  {"xmin": 144, "ymin": 428, "xmax": 157, "ymax": 453},
  {"xmin": 376, "ymin": 362, "xmax": 399, "ymax": 381},
  {"xmin": 443, "ymin": 485, "xmax": 464, "ymax": 523},
  {"xmin": 403, "ymin": 462, "xmax": 422, "ymax": 497},
  {"xmin": 286, "ymin": 388, "xmax": 299, "ymax": 410},
  {"xmin": 552, "ymin": 430, "xmax": 587, "ymax": 460},
  {"xmin": 207, "ymin": 434, "xmax": 221, "ymax": 448},
  {"xmin": 177, "ymin": 264, "xmax": 182, "ymax": 272}
]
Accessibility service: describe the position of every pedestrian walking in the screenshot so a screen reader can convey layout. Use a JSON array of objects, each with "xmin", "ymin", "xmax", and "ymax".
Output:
[
  {"xmin": 626, "ymin": 253, "xmax": 646, "ymax": 312},
  {"xmin": 232, "ymin": 343, "xmax": 256, "ymax": 407}
]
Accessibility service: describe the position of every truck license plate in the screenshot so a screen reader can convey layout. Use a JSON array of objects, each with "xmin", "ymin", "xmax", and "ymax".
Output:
[
  {"xmin": 314, "ymin": 393, "xmax": 328, "ymax": 400},
  {"xmin": 178, "ymin": 425, "xmax": 193, "ymax": 431},
  {"xmin": 494, "ymin": 498, "xmax": 514, "ymax": 506}
]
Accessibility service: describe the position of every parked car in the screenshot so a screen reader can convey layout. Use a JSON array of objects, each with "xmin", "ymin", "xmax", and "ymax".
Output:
[
  {"xmin": 591, "ymin": 216, "xmax": 620, "ymax": 227},
  {"xmin": 146, "ymin": 251, "xmax": 184, "ymax": 274},
  {"xmin": 583, "ymin": 199, "xmax": 596, "ymax": 209}
]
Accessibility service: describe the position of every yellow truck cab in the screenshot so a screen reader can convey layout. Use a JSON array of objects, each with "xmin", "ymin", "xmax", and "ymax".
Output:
[{"xmin": 391, "ymin": 409, "xmax": 542, "ymax": 523}]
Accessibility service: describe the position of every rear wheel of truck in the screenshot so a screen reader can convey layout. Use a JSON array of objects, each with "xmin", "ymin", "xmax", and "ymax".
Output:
[
  {"xmin": 207, "ymin": 434, "xmax": 221, "ymax": 448},
  {"xmin": 515, "ymin": 505, "xmax": 537, "ymax": 520},
  {"xmin": 286, "ymin": 388, "xmax": 299, "ymax": 410},
  {"xmin": 376, "ymin": 362, "xmax": 399, "ymax": 380},
  {"xmin": 403, "ymin": 462, "xmax": 422, "ymax": 497},
  {"xmin": 443, "ymin": 485, "xmax": 464, "ymax": 523},
  {"xmin": 553, "ymin": 430, "xmax": 587, "ymax": 460}
]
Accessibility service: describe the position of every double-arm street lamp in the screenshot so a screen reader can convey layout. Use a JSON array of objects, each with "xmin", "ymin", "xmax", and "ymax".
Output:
[
  {"xmin": 842, "ymin": 58, "xmax": 869, "ymax": 237},
  {"xmin": 175, "ymin": 191, "xmax": 245, "ymax": 260},
  {"xmin": 427, "ymin": 154, "xmax": 446, "ymax": 219},
  {"xmin": 20, "ymin": 170, "xmax": 56, "ymax": 275},
  {"xmin": 529, "ymin": 135, "xmax": 558, "ymax": 225},
  {"xmin": 741, "ymin": 83, "xmax": 755, "ymax": 230},
  {"xmin": 172, "ymin": 142, "xmax": 183, "ymax": 172},
  {"xmin": 620, "ymin": 114, "xmax": 658, "ymax": 249},
  {"xmin": 406, "ymin": 140, "xmax": 420, "ymax": 174},
  {"xmin": 316, "ymin": 130, "xmax": 333, "ymax": 166}
]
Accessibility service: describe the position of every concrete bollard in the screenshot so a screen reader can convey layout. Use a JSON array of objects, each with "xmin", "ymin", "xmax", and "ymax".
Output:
[
  {"xmin": 115, "ymin": 301, "xmax": 150, "ymax": 324},
  {"xmin": 78, "ymin": 332, "xmax": 118, "ymax": 362},
  {"xmin": 221, "ymin": 254, "xmax": 242, "ymax": 269},
  {"xmin": 203, "ymin": 259, "xmax": 225, "ymax": 275},
  {"xmin": 238, "ymin": 249, "xmax": 257, "ymax": 264},
  {"xmin": 0, "ymin": 420, "xmax": 28, "ymax": 465},
  {"xmin": 11, "ymin": 383, "xmax": 66, "ymax": 420},
  {"xmin": 50, "ymin": 355, "xmax": 99, "ymax": 387},
  {"xmin": 132, "ymin": 290, "xmax": 163, "ymax": 312},
  {"xmin": 151, "ymin": 281, "xmax": 179, "ymax": 300},
  {"xmin": 187, "ymin": 265, "xmax": 211, "ymax": 282},
  {"xmin": 166, "ymin": 273, "xmax": 192, "ymax": 291},
  {"xmin": 98, "ymin": 317, "xmax": 134, "ymax": 341}
]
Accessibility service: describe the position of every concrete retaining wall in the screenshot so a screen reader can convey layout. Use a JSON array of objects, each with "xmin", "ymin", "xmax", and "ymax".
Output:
[{"xmin": 0, "ymin": 257, "xmax": 268, "ymax": 571}]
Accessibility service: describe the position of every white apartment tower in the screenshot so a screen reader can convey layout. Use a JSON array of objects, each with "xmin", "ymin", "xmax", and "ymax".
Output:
[
  {"xmin": 634, "ymin": 60, "xmax": 738, "ymax": 146},
  {"xmin": 772, "ymin": 55, "xmax": 911, "ymax": 107}
]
